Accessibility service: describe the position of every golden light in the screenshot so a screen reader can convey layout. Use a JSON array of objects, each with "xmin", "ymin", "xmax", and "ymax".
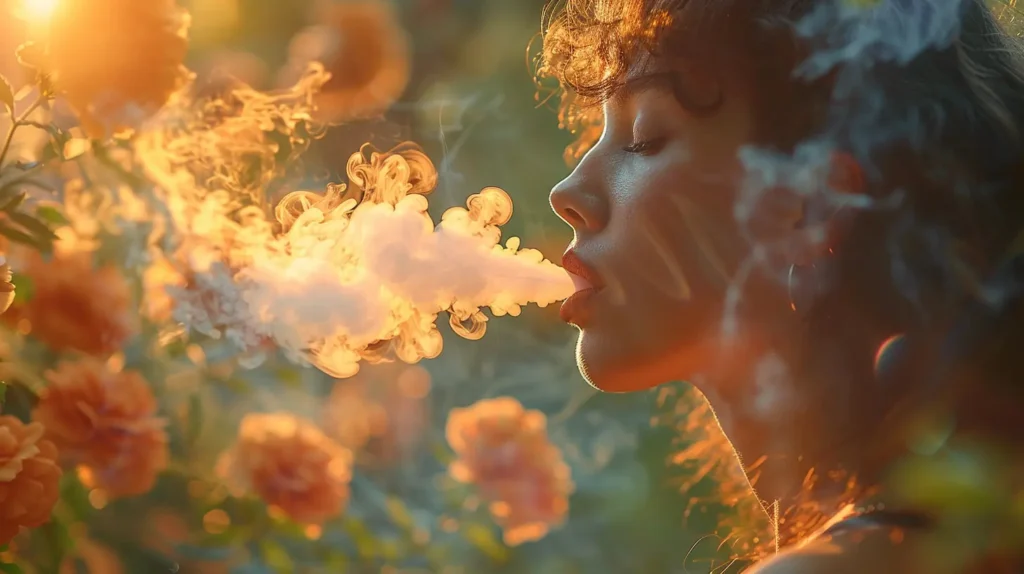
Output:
[{"xmin": 21, "ymin": 0, "xmax": 59, "ymax": 22}]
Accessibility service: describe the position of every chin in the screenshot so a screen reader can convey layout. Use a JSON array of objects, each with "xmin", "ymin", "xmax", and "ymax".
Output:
[{"xmin": 574, "ymin": 332, "xmax": 668, "ymax": 393}]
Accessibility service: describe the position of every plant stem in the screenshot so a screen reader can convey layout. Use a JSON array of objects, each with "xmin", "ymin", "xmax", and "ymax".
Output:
[
  {"xmin": 0, "ymin": 95, "xmax": 46, "ymax": 170},
  {"xmin": 0, "ymin": 159, "xmax": 58, "ymax": 191}
]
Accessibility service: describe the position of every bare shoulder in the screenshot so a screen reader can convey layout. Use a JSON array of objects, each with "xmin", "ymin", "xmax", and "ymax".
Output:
[{"xmin": 746, "ymin": 528, "xmax": 925, "ymax": 574}]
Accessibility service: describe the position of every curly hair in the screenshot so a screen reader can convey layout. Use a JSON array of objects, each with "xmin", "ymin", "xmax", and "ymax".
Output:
[
  {"xmin": 537, "ymin": 1, "xmax": 1024, "ymax": 556},
  {"xmin": 536, "ymin": 0, "xmax": 1024, "ymax": 164}
]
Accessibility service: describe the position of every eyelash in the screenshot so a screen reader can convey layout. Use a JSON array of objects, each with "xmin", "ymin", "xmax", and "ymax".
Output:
[{"xmin": 623, "ymin": 137, "xmax": 663, "ymax": 155}]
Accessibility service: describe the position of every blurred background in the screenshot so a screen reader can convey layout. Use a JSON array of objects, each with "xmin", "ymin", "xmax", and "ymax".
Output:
[
  {"xmin": 176, "ymin": 0, "xmax": 742, "ymax": 572},
  {"xmin": 0, "ymin": 0, "xmax": 755, "ymax": 572}
]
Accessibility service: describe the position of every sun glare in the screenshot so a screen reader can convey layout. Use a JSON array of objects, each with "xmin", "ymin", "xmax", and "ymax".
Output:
[{"xmin": 21, "ymin": 0, "xmax": 59, "ymax": 22}]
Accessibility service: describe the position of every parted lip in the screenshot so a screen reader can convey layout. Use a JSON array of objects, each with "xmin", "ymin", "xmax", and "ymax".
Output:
[{"xmin": 561, "ymin": 250, "xmax": 604, "ymax": 292}]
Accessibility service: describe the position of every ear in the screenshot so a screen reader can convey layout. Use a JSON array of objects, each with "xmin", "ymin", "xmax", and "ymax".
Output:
[{"xmin": 792, "ymin": 151, "xmax": 865, "ymax": 265}]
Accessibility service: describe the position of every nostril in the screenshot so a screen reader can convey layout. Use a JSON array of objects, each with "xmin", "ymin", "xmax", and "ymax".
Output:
[{"xmin": 564, "ymin": 207, "xmax": 585, "ymax": 227}]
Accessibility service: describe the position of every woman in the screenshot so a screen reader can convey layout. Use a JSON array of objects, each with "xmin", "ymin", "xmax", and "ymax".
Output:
[{"xmin": 539, "ymin": 0, "xmax": 1024, "ymax": 572}]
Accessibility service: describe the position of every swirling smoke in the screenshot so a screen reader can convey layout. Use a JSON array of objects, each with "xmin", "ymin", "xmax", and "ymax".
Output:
[{"xmin": 136, "ymin": 65, "xmax": 573, "ymax": 378}]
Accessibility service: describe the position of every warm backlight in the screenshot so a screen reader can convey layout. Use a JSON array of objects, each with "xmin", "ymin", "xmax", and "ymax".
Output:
[{"xmin": 21, "ymin": 0, "xmax": 59, "ymax": 22}]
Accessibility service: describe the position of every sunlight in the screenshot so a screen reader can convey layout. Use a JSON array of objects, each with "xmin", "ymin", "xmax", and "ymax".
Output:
[{"xmin": 21, "ymin": 0, "xmax": 59, "ymax": 23}]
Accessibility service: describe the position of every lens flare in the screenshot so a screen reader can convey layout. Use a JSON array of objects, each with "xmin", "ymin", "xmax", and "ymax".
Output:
[
  {"xmin": 136, "ymin": 65, "xmax": 574, "ymax": 377},
  {"xmin": 20, "ymin": 0, "xmax": 59, "ymax": 23}
]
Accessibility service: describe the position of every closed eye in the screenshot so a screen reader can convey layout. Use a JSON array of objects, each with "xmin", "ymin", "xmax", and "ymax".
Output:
[{"xmin": 623, "ymin": 137, "xmax": 665, "ymax": 155}]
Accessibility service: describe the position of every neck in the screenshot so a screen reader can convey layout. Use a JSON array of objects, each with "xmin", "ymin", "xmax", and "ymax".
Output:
[{"xmin": 696, "ymin": 324, "xmax": 900, "ymax": 547}]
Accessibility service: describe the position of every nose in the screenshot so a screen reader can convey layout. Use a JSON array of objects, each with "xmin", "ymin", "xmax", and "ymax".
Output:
[{"xmin": 549, "ymin": 168, "xmax": 609, "ymax": 233}]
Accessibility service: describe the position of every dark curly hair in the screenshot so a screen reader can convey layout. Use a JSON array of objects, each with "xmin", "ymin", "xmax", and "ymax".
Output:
[
  {"xmin": 538, "ymin": 0, "xmax": 1024, "ymax": 561},
  {"xmin": 538, "ymin": 0, "xmax": 1024, "ymax": 384}
]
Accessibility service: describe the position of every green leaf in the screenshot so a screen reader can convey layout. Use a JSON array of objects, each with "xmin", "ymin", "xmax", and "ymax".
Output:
[
  {"xmin": 59, "ymin": 473, "xmax": 93, "ymax": 521},
  {"xmin": 0, "ymin": 562, "xmax": 24, "ymax": 574},
  {"xmin": 37, "ymin": 140, "xmax": 59, "ymax": 164},
  {"xmin": 35, "ymin": 205, "xmax": 68, "ymax": 227},
  {"xmin": 260, "ymin": 539, "xmax": 294, "ymax": 574},
  {"xmin": 342, "ymin": 517, "xmax": 379, "ymax": 559},
  {"xmin": 323, "ymin": 552, "xmax": 348, "ymax": 573},
  {"xmin": 33, "ymin": 519, "xmax": 74, "ymax": 572},
  {"xmin": 8, "ymin": 212, "xmax": 58, "ymax": 240},
  {"xmin": 0, "ymin": 192, "xmax": 26, "ymax": 213},
  {"xmin": 462, "ymin": 523, "xmax": 508, "ymax": 563},
  {"xmin": 385, "ymin": 496, "xmax": 414, "ymax": 530},
  {"xmin": 0, "ymin": 75, "xmax": 13, "ymax": 116},
  {"xmin": 12, "ymin": 274, "xmax": 32, "ymax": 304},
  {"xmin": 0, "ymin": 221, "xmax": 44, "ymax": 249}
]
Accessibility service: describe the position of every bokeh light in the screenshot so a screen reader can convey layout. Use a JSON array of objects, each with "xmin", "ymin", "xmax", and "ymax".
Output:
[{"xmin": 19, "ymin": 0, "xmax": 58, "ymax": 23}]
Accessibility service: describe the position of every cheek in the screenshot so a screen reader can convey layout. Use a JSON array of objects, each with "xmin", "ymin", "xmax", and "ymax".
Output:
[{"xmin": 610, "ymin": 156, "xmax": 748, "ymax": 301}]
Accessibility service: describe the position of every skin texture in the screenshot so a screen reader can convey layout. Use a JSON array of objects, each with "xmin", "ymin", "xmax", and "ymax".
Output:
[
  {"xmin": 547, "ymin": 4, "xmax": 1023, "ymax": 572},
  {"xmin": 550, "ymin": 64, "xmax": 809, "ymax": 395},
  {"xmin": 549, "ymin": 63, "xmax": 895, "ymax": 570}
]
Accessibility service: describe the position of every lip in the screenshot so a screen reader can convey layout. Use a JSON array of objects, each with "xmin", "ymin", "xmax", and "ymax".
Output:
[{"xmin": 560, "ymin": 250, "xmax": 604, "ymax": 324}]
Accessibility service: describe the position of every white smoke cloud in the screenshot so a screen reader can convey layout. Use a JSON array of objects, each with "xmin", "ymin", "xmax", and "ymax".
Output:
[{"xmin": 136, "ymin": 67, "xmax": 573, "ymax": 378}]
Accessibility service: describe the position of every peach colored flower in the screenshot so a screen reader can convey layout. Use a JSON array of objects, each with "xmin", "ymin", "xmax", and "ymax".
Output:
[
  {"xmin": 217, "ymin": 413, "xmax": 353, "ymax": 525},
  {"xmin": 33, "ymin": 358, "xmax": 168, "ymax": 498},
  {"xmin": 322, "ymin": 363, "xmax": 431, "ymax": 467},
  {"xmin": 30, "ymin": 0, "xmax": 190, "ymax": 137},
  {"xmin": 280, "ymin": 0, "xmax": 410, "ymax": 123},
  {"xmin": 446, "ymin": 397, "xmax": 574, "ymax": 546},
  {"xmin": 0, "ymin": 415, "xmax": 62, "ymax": 546},
  {"xmin": 4, "ymin": 249, "xmax": 136, "ymax": 356}
]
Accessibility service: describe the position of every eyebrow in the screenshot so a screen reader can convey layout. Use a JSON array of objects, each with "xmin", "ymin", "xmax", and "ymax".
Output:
[
  {"xmin": 615, "ymin": 70, "xmax": 725, "ymax": 117},
  {"xmin": 616, "ymin": 73, "xmax": 677, "ymax": 101}
]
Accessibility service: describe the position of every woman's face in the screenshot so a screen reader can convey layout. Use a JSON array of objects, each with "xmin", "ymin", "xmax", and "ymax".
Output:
[{"xmin": 550, "ymin": 66, "xmax": 801, "ymax": 393}]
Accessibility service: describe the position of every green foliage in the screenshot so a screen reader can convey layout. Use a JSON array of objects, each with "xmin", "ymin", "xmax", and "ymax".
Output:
[
  {"xmin": 35, "ymin": 205, "xmax": 69, "ymax": 227},
  {"xmin": 12, "ymin": 274, "xmax": 33, "ymax": 304}
]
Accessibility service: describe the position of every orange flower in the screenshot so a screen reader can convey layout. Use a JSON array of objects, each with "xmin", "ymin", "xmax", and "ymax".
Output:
[
  {"xmin": 446, "ymin": 397, "xmax": 574, "ymax": 546},
  {"xmin": 0, "ymin": 416, "xmax": 62, "ymax": 546},
  {"xmin": 30, "ymin": 0, "xmax": 190, "ymax": 137},
  {"xmin": 5, "ymin": 249, "xmax": 135, "ymax": 356},
  {"xmin": 217, "ymin": 413, "xmax": 353, "ymax": 525},
  {"xmin": 33, "ymin": 358, "xmax": 168, "ymax": 498},
  {"xmin": 281, "ymin": 0, "xmax": 410, "ymax": 123}
]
